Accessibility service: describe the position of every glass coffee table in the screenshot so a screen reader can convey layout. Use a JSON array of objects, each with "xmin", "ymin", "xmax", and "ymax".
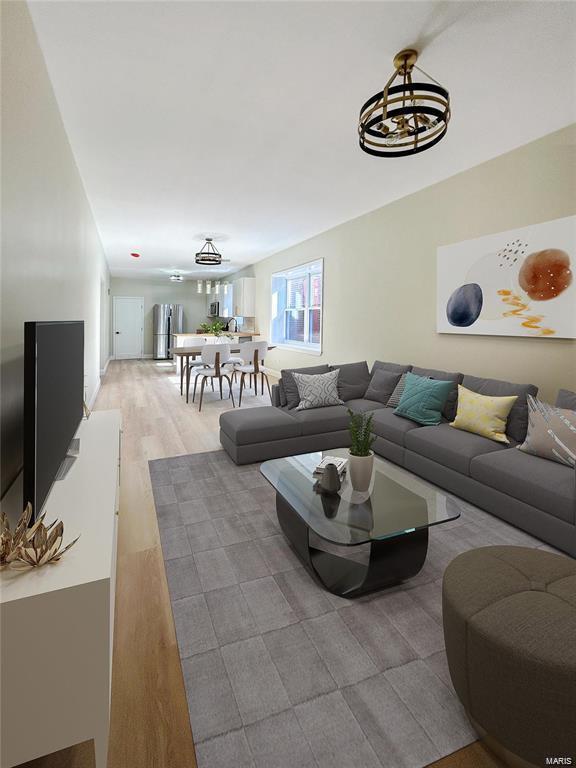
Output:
[{"xmin": 260, "ymin": 448, "xmax": 461, "ymax": 597}]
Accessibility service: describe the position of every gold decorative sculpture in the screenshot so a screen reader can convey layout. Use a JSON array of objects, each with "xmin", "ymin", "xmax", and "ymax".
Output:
[{"xmin": 0, "ymin": 503, "xmax": 79, "ymax": 569}]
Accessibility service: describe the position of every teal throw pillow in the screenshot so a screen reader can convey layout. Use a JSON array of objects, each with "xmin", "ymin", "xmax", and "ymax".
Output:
[{"xmin": 394, "ymin": 372, "xmax": 453, "ymax": 426}]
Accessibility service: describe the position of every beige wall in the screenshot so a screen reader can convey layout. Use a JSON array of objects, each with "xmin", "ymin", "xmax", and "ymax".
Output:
[
  {"xmin": 1, "ymin": 2, "xmax": 110, "ymax": 497},
  {"xmin": 245, "ymin": 125, "xmax": 576, "ymax": 402},
  {"xmin": 109, "ymin": 278, "xmax": 211, "ymax": 356}
]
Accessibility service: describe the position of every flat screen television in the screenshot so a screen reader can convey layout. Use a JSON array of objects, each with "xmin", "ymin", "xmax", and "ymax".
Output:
[{"xmin": 23, "ymin": 321, "xmax": 84, "ymax": 519}]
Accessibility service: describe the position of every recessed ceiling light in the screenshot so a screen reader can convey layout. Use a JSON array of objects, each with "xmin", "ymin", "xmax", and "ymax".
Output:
[{"xmin": 130, "ymin": 252, "xmax": 141, "ymax": 258}]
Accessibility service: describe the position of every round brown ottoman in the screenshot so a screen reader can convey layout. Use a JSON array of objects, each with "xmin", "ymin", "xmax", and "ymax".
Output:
[{"xmin": 442, "ymin": 546, "xmax": 576, "ymax": 768}]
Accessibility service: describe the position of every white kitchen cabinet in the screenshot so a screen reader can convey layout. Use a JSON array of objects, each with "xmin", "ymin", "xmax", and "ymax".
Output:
[
  {"xmin": 204, "ymin": 283, "xmax": 235, "ymax": 317},
  {"xmin": 232, "ymin": 277, "xmax": 255, "ymax": 317},
  {"xmin": 220, "ymin": 284, "xmax": 234, "ymax": 318}
]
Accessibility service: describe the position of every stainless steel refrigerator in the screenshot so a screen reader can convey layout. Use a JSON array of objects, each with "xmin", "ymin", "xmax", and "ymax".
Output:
[{"xmin": 153, "ymin": 304, "xmax": 184, "ymax": 359}]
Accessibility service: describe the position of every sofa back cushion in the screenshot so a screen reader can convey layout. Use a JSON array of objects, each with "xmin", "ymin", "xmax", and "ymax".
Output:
[
  {"xmin": 365, "ymin": 369, "xmax": 402, "ymax": 404},
  {"xmin": 330, "ymin": 361, "xmax": 371, "ymax": 401},
  {"xmin": 371, "ymin": 360, "xmax": 412, "ymax": 377},
  {"xmin": 280, "ymin": 364, "xmax": 331, "ymax": 409},
  {"xmin": 277, "ymin": 379, "xmax": 288, "ymax": 407},
  {"xmin": 412, "ymin": 366, "xmax": 463, "ymax": 422},
  {"xmin": 461, "ymin": 374, "xmax": 538, "ymax": 443},
  {"xmin": 556, "ymin": 389, "xmax": 576, "ymax": 410}
]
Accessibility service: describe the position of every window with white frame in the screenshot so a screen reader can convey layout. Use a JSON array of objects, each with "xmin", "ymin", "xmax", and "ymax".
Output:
[{"xmin": 270, "ymin": 259, "xmax": 323, "ymax": 353}]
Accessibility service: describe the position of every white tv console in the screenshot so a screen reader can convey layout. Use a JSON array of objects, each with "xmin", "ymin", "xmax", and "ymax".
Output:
[{"xmin": 0, "ymin": 410, "xmax": 121, "ymax": 768}]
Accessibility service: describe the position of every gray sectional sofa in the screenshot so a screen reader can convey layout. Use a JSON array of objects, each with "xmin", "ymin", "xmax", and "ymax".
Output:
[{"xmin": 219, "ymin": 361, "xmax": 576, "ymax": 557}]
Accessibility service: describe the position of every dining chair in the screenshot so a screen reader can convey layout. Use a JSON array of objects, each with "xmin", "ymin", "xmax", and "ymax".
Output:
[
  {"xmin": 190, "ymin": 343, "xmax": 235, "ymax": 412},
  {"xmin": 234, "ymin": 341, "xmax": 272, "ymax": 406},
  {"xmin": 204, "ymin": 336, "xmax": 243, "ymax": 382}
]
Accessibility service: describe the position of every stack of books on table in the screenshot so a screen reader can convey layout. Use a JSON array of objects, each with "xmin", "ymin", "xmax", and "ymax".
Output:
[{"xmin": 313, "ymin": 456, "xmax": 348, "ymax": 478}]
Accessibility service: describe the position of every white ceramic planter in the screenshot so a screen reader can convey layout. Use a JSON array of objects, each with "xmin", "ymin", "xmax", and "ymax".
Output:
[{"xmin": 348, "ymin": 451, "xmax": 374, "ymax": 492}]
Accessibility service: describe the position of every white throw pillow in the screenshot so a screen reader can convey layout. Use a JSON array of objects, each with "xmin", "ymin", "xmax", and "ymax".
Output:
[{"xmin": 293, "ymin": 370, "xmax": 343, "ymax": 411}]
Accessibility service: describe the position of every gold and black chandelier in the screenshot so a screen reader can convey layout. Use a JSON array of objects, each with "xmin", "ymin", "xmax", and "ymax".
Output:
[
  {"xmin": 358, "ymin": 49, "xmax": 450, "ymax": 158},
  {"xmin": 195, "ymin": 237, "xmax": 223, "ymax": 266}
]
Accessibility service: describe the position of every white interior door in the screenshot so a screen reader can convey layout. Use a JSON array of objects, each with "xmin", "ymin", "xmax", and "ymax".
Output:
[{"xmin": 113, "ymin": 297, "xmax": 143, "ymax": 359}]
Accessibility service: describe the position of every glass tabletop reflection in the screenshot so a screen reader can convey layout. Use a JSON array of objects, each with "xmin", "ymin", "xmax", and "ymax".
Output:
[{"xmin": 260, "ymin": 448, "xmax": 461, "ymax": 546}]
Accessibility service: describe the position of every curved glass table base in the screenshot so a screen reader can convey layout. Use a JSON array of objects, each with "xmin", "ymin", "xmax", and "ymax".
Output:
[{"xmin": 276, "ymin": 492, "xmax": 428, "ymax": 597}]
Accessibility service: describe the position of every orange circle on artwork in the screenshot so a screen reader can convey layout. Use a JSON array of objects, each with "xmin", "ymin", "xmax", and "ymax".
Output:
[{"xmin": 518, "ymin": 249, "xmax": 572, "ymax": 301}]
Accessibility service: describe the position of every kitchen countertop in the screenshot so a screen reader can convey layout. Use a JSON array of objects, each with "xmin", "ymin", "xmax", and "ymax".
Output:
[{"xmin": 173, "ymin": 332, "xmax": 259, "ymax": 337}]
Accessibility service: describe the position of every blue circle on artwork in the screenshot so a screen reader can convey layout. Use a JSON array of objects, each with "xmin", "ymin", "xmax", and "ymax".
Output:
[{"xmin": 446, "ymin": 283, "xmax": 483, "ymax": 327}]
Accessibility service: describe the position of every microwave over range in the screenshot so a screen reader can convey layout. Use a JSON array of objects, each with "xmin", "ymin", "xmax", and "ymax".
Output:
[{"xmin": 208, "ymin": 301, "xmax": 219, "ymax": 317}]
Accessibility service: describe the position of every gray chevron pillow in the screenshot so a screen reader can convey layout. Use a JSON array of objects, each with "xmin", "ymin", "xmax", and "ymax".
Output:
[{"xmin": 293, "ymin": 369, "xmax": 343, "ymax": 411}]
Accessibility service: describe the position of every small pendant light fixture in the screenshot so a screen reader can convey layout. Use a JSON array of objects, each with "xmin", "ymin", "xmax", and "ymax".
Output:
[
  {"xmin": 195, "ymin": 237, "xmax": 223, "ymax": 265},
  {"xmin": 358, "ymin": 49, "xmax": 450, "ymax": 157},
  {"xmin": 197, "ymin": 280, "xmax": 203, "ymax": 294}
]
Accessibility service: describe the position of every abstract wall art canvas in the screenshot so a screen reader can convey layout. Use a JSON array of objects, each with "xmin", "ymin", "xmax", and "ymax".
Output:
[{"xmin": 437, "ymin": 215, "xmax": 576, "ymax": 338}]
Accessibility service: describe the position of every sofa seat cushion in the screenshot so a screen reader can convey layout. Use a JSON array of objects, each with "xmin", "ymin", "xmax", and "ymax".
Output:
[
  {"xmin": 290, "ymin": 405, "xmax": 351, "ymax": 436},
  {"xmin": 370, "ymin": 408, "xmax": 421, "ymax": 446},
  {"xmin": 470, "ymin": 448, "xmax": 575, "ymax": 524},
  {"xmin": 346, "ymin": 398, "xmax": 388, "ymax": 414},
  {"xmin": 405, "ymin": 423, "xmax": 509, "ymax": 476},
  {"xmin": 220, "ymin": 406, "xmax": 301, "ymax": 445}
]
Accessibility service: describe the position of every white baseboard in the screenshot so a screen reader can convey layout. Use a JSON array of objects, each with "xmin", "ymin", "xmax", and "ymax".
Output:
[
  {"xmin": 88, "ymin": 379, "xmax": 101, "ymax": 410},
  {"xmin": 100, "ymin": 356, "xmax": 112, "ymax": 376},
  {"xmin": 143, "ymin": 353, "xmax": 153, "ymax": 359}
]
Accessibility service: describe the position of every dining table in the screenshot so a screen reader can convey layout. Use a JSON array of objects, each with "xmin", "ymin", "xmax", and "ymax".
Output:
[{"xmin": 170, "ymin": 344, "xmax": 276, "ymax": 403}]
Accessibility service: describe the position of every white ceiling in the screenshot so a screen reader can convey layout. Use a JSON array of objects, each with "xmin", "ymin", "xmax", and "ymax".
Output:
[{"xmin": 29, "ymin": 0, "xmax": 576, "ymax": 280}]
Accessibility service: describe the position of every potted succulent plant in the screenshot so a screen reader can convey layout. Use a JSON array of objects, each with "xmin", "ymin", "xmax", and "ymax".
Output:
[{"xmin": 347, "ymin": 410, "xmax": 376, "ymax": 492}]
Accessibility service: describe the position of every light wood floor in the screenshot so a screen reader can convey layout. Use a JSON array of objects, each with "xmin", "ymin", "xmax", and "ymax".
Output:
[
  {"xmin": 427, "ymin": 743, "xmax": 504, "ymax": 768},
  {"xmin": 21, "ymin": 359, "xmax": 501, "ymax": 768},
  {"xmin": 101, "ymin": 359, "xmax": 275, "ymax": 768}
]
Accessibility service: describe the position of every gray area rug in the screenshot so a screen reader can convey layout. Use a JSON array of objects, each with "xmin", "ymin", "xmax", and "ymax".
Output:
[{"xmin": 149, "ymin": 449, "xmax": 552, "ymax": 768}]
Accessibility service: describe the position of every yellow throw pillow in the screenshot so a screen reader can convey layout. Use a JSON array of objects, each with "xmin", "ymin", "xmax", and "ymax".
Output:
[{"xmin": 450, "ymin": 385, "xmax": 518, "ymax": 443}]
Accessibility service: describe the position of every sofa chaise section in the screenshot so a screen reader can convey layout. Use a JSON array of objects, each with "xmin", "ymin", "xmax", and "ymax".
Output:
[{"xmin": 219, "ymin": 405, "xmax": 352, "ymax": 464}]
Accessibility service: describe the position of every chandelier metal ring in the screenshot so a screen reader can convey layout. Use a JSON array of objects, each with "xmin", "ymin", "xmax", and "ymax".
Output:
[{"xmin": 358, "ymin": 49, "xmax": 450, "ymax": 158}]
